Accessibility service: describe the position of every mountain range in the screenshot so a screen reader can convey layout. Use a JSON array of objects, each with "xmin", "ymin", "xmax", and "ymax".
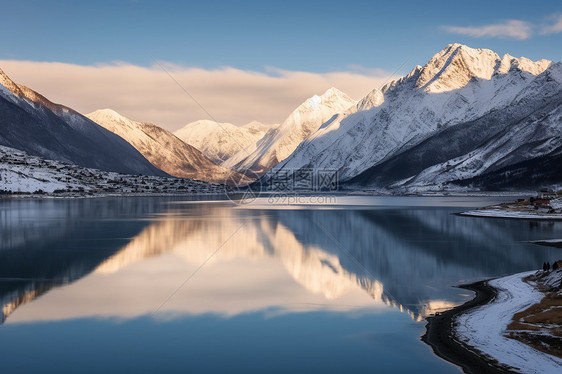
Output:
[
  {"xmin": 270, "ymin": 44, "xmax": 562, "ymax": 191},
  {"xmin": 1, "ymin": 43, "xmax": 561, "ymax": 192}
]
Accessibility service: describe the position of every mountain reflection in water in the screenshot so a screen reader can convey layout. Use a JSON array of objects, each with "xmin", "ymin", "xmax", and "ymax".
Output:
[{"xmin": 1, "ymin": 196, "xmax": 561, "ymax": 325}]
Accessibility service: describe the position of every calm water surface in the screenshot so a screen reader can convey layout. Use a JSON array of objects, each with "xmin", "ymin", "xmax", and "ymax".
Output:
[{"xmin": 1, "ymin": 196, "xmax": 561, "ymax": 373}]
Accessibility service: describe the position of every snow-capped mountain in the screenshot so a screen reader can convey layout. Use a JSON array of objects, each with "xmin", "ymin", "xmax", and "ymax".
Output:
[
  {"xmin": 174, "ymin": 120, "xmax": 275, "ymax": 165},
  {"xmin": 224, "ymin": 88, "xmax": 356, "ymax": 176},
  {"xmin": 86, "ymin": 109, "xmax": 247, "ymax": 185},
  {"xmin": 0, "ymin": 68, "xmax": 165, "ymax": 176},
  {"xmin": 272, "ymin": 44, "xmax": 562, "ymax": 191}
]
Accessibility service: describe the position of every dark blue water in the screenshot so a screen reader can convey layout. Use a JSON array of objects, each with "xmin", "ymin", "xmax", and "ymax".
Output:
[{"xmin": 0, "ymin": 196, "xmax": 560, "ymax": 373}]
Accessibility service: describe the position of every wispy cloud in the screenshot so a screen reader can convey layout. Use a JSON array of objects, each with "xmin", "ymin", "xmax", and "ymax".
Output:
[
  {"xmin": 442, "ymin": 20, "xmax": 533, "ymax": 40},
  {"xmin": 541, "ymin": 13, "xmax": 562, "ymax": 35},
  {"xmin": 0, "ymin": 61, "xmax": 397, "ymax": 132}
]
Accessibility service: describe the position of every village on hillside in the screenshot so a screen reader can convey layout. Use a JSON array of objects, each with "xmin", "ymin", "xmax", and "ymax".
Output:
[{"xmin": 460, "ymin": 188, "xmax": 562, "ymax": 220}]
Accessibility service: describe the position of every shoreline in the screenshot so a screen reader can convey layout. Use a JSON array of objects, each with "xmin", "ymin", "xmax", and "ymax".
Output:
[
  {"xmin": 422, "ymin": 280, "xmax": 514, "ymax": 374},
  {"xmin": 459, "ymin": 210, "xmax": 562, "ymax": 221},
  {"xmin": 533, "ymin": 240, "xmax": 562, "ymax": 248},
  {"xmin": 0, "ymin": 192, "xmax": 232, "ymax": 200},
  {"xmin": 1, "ymin": 190, "xmax": 525, "ymax": 200}
]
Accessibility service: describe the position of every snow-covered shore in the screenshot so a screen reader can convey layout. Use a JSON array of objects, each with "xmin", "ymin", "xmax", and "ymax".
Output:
[
  {"xmin": 454, "ymin": 272, "xmax": 562, "ymax": 373},
  {"xmin": 0, "ymin": 145, "xmax": 228, "ymax": 196},
  {"xmin": 461, "ymin": 209, "xmax": 562, "ymax": 220}
]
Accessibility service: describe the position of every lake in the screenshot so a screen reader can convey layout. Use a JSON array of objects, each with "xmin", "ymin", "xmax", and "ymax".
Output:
[{"xmin": 1, "ymin": 196, "xmax": 561, "ymax": 373}]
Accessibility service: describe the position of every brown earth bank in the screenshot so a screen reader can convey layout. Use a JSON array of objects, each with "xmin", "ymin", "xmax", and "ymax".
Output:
[
  {"xmin": 533, "ymin": 241, "xmax": 562, "ymax": 249},
  {"xmin": 506, "ymin": 270, "xmax": 562, "ymax": 358}
]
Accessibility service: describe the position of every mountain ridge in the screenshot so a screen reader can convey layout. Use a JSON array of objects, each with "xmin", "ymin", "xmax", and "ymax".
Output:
[
  {"xmin": 87, "ymin": 109, "xmax": 249, "ymax": 185},
  {"xmin": 224, "ymin": 87, "xmax": 357, "ymax": 176},
  {"xmin": 174, "ymin": 119, "xmax": 276, "ymax": 165},
  {"xmin": 3, "ymin": 43, "xmax": 561, "ymax": 191},
  {"xmin": 271, "ymin": 43, "xmax": 561, "ymax": 191},
  {"xmin": 0, "ymin": 68, "xmax": 166, "ymax": 177}
]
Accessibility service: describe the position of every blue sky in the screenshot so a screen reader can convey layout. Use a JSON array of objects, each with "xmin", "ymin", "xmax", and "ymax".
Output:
[
  {"xmin": 1, "ymin": 0, "xmax": 561, "ymax": 129},
  {"xmin": 2, "ymin": 0, "xmax": 561, "ymax": 73}
]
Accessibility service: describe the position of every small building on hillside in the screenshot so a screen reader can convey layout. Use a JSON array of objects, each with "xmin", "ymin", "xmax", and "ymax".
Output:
[
  {"xmin": 533, "ymin": 199, "xmax": 551, "ymax": 207},
  {"xmin": 538, "ymin": 188, "xmax": 557, "ymax": 200}
]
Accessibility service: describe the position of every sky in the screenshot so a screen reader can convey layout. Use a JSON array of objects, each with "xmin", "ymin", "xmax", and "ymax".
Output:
[{"xmin": 1, "ymin": 0, "xmax": 561, "ymax": 130}]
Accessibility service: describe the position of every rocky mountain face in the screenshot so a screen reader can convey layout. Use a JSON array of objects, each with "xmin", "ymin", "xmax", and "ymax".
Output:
[
  {"xmin": 270, "ymin": 44, "xmax": 561, "ymax": 191},
  {"xmin": 87, "ymin": 109, "xmax": 248, "ymax": 185},
  {"xmin": 0, "ymin": 69, "xmax": 165, "ymax": 176}
]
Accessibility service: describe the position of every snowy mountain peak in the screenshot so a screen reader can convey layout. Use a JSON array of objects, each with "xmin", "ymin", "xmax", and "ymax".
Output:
[
  {"xmin": 415, "ymin": 44, "xmax": 552, "ymax": 93},
  {"xmin": 301, "ymin": 87, "xmax": 354, "ymax": 109},
  {"xmin": 322, "ymin": 87, "xmax": 354, "ymax": 103},
  {"xmin": 305, "ymin": 94, "xmax": 322, "ymax": 107},
  {"xmin": 0, "ymin": 68, "xmax": 13, "ymax": 85},
  {"xmin": 416, "ymin": 44, "xmax": 499, "ymax": 92},
  {"xmin": 356, "ymin": 88, "xmax": 384, "ymax": 111},
  {"xmin": 243, "ymin": 120, "xmax": 264, "ymax": 128},
  {"xmin": 322, "ymin": 87, "xmax": 347, "ymax": 98},
  {"xmin": 188, "ymin": 119, "xmax": 222, "ymax": 127},
  {"xmin": 0, "ymin": 68, "xmax": 25, "ymax": 98},
  {"xmin": 88, "ymin": 108, "xmax": 131, "ymax": 124},
  {"xmin": 174, "ymin": 119, "xmax": 276, "ymax": 165},
  {"xmin": 497, "ymin": 53, "xmax": 551, "ymax": 75},
  {"xmin": 224, "ymin": 87, "xmax": 356, "ymax": 175},
  {"xmin": 0, "ymin": 68, "xmax": 63, "ymax": 112},
  {"xmin": 302, "ymin": 87, "xmax": 355, "ymax": 110},
  {"xmin": 242, "ymin": 120, "xmax": 274, "ymax": 134},
  {"xmin": 0, "ymin": 68, "xmax": 10, "ymax": 84},
  {"xmin": 409, "ymin": 65, "xmax": 423, "ymax": 77}
]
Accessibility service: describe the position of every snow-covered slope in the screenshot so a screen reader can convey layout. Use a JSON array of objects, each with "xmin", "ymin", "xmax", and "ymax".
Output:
[
  {"xmin": 0, "ymin": 145, "xmax": 226, "ymax": 195},
  {"xmin": 224, "ymin": 88, "xmax": 356, "ymax": 175},
  {"xmin": 455, "ymin": 272, "xmax": 562, "ymax": 373},
  {"xmin": 352, "ymin": 60, "xmax": 562, "ymax": 191},
  {"xmin": 86, "ymin": 109, "xmax": 248, "ymax": 185},
  {"xmin": 394, "ymin": 91, "xmax": 562, "ymax": 191},
  {"xmin": 174, "ymin": 120, "xmax": 275, "ymax": 165},
  {"xmin": 0, "ymin": 68, "xmax": 165, "ymax": 177},
  {"xmin": 272, "ymin": 44, "xmax": 560, "ymax": 190}
]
